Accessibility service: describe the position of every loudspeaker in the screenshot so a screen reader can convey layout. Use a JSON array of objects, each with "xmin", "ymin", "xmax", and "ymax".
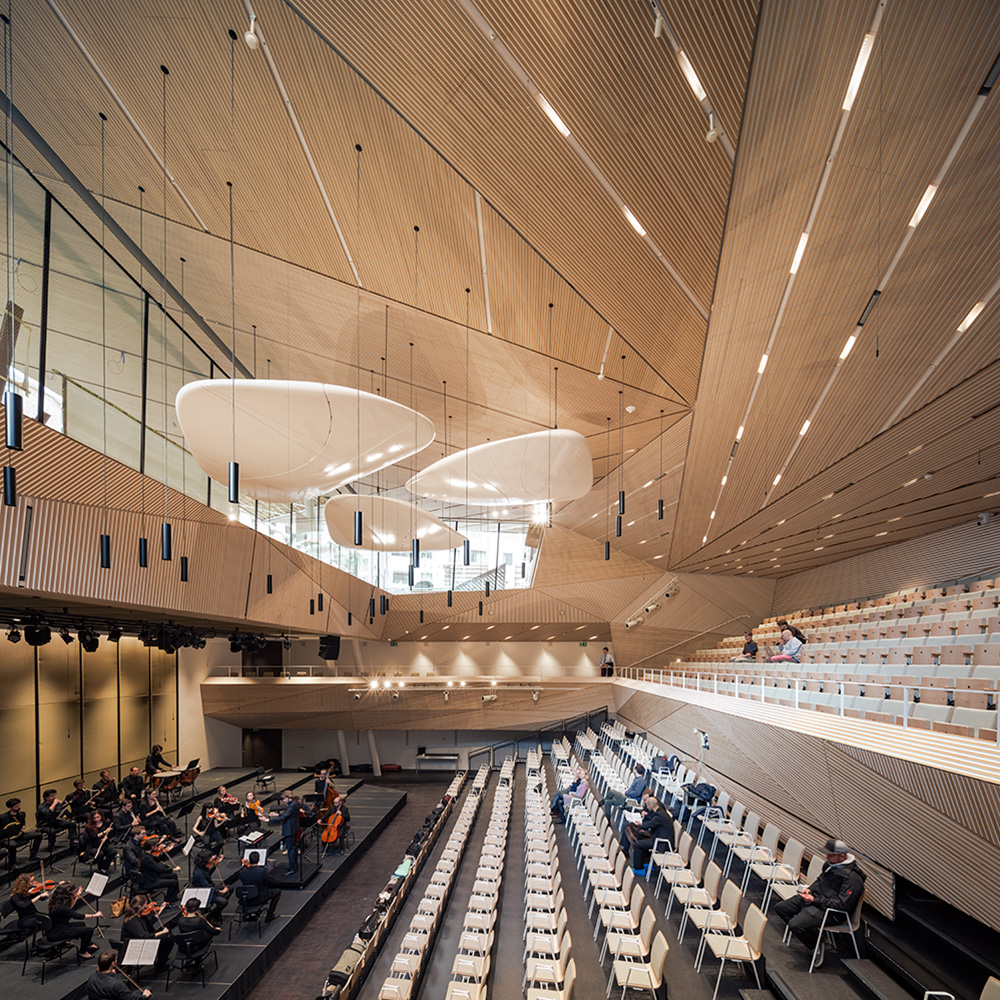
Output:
[{"xmin": 318, "ymin": 634, "xmax": 341, "ymax": 660}]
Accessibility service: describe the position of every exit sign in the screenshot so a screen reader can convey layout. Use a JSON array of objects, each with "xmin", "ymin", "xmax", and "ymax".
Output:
[
  {"xmin": 579, "ymin": 641, "xmax": 588, "ymax": 647},
  {"xmin": 390, "ymin": 641, "xmax": 398, "ymax": 646}
]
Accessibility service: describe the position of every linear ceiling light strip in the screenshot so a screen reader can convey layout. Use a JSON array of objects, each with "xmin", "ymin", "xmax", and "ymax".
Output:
[
  {"xmin": 764, "ymin": 46, "xmax": 991, "ymax": 507},
  {"xmin": 241, "ymin": 1, "xmax": 361, "ymax": 287},
  {"xmin": 44, "ymin": 0, "xmax": 207, "ymax": 231},
  {"xmin": 474, "ymin": 191, "xmax": 493, "ymax": 334},
  {"xmin": 700, "ymin": 0, "xmax": 887, "ymax": 547},
  {"xmin": 456, "ymin": 0, "xmax": 708, "ymax": 322},
  {"xmin": 648, "ymin": 1, "xmax": 735, "ymax": 164}
]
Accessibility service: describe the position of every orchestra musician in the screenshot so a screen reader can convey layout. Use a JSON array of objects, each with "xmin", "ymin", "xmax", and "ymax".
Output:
[
  {"xmin": 37, "ymin": 788, "xmax": 78, "ymax": 849},
  {"xmin": 192, "ymin": 805, "xmax": 225, "ymax": 852},
  {"xmin": 136, "ymin": 840, "xmax": 180, "ymax": 902},
  {"xmin": 120, "ymin": 894, "xmax": 173, "ymax": 975},
  {"xmin": 138, "ymin": 789, "xmax": 180, "ymax": 840},
  {"xmin": 144, "ymin": 746, "xmax": 171, "ymax": 777},
  {"xmin": 113, "ymin": 799, "xmax": 141, "ymax": 839},
  {"xmin": 232, "ymin": 849, "xmax": 281, "ymax": 923},
  {"xmin": 121, "ymin": 826, "xmax": 146, "ymax": 884},
  {"xmin": 2, "ymin": 797, "xmax": 43, "ymax": 867},
  {"xmin": 319, "ymin": 793, "xmax": 350, "ymax": 850},
  {"xmin": 86, "ymin": 949, "xmax": 152, "ymax": 999},
  {"xmin": 9, "ymin": 872, "xmax": 49, "ymax": 933},
  {"xmin": 191, "ymin": 850, "xmax": 231, "ymax": 920},
  {"xmin": 68, "ymin": 778, "xmax": 96, "ymax": 822},
  {"xmin": 80, "ymin": 811, "xmax": 117, "ymax": 875},
  {"xmin": 48, "ymin": 880, "xmax": 103, "ymax": 957},
  {"xmin": 92, "ymin": 770, "xmax": 119, "ymax": 815},
  {"xmin": 212, "ymin": 786, "xmax": 240, "ymax": 836},
  {"xmin": 173, "ymin": 897, "xmax": 220, "ymax": 946},
  {"xmin": 239, "ymin": 791, "xmax": 266, "ymax": 833},
  {"xmin": 120, "ymin": 766, "xmax": 145, "ymax": 801}
]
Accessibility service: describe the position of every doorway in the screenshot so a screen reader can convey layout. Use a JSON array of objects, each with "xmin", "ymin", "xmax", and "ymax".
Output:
[{"xmin": 242, "ymin": 728, "xmax": 282, "ymax": 771}]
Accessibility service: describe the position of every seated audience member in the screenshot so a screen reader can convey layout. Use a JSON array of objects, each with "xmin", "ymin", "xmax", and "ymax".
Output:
[
  {"xmin": 624, "ymin": 796, "xmax": 672, "ymax": 873},
  {"xmin": 774, "ymin": 838, "xmax": 866, "ymax": 968},
  {"xmin": 603, "ymin": 764, "xmax": 648, "ymax": 819},
  {"xmin": 233, "ymin": 849, "xmax": 282, "ymax": 922},
  {"xmin": 86, "ymin": 949, "xmax": 152, "ymax": 999},
  {"xmin": 551, "ymin": 769, "xmax": 587, "ymax": 825},
  {"xmin": 776, "ymin": 618, "xmax": 807, "ymax": 643},
  {"xmin": 730, "ymin": 631, "xmax": 758, "ymax": 662},
  {"xmin": 767, "ymin": 628, "xmax": 803, "ymax": 663}
]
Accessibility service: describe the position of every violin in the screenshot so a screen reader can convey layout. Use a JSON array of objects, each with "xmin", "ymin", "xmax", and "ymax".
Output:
[
  {"xmin": 28, "ymin": 879, "xmax": 56, "ymax": 896},
  {"xmin": 246, "ymin": 797, "xmax": 266, "ymax": 820}
]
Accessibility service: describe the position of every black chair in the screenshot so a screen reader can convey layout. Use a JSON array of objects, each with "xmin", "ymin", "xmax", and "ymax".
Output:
[
  {"xmin": 165, "ymin": 931, "xmax": 218, "ymax": 990},
  {"xmin": 228, "ymin": 886, "xmax": 267, "ymax": 940},
  {"xmin": 0, "ymin": 898, "xmax": 32, "ymax": 953},
  {"xmin": 21, "ymin": 915, "xmax": 80, "ymax": 984}
]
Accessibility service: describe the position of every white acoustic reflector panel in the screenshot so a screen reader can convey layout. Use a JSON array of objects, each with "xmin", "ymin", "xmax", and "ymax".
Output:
[
  {"xmin": 324, "ymin": 495, "xmax": 465, "ymax": 551},
  {"xmin": 175, "ymin": 380, "xmax": 434, "ymax": 502},
  {"xmin": 406, "ymin": 428, "xmax": 593, "ymax": 505}
]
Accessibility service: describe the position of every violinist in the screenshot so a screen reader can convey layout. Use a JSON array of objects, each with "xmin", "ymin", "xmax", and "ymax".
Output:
[
  {"xmin": 145, "ymin": 745, "xmax": 171, "ymax": 777},
  {"xmin": 136, "ymin": 840, "xmax": 180, "ymax": 903},
  {"xmin": 113, "ymin": 799, "xmax": 140, "ymax": 839},
  {"xmin": 138, "ymin": 789, "xmax": 180, "ymax": 840},
  {"xmin": 92, "ymin": 770, "xmax": 119, "ymax": 813},
  {"xmin": 80, "ymin": 811, "xmax": 117, "ymax": 875},
  {"xmin": 86, "ymin": 949, "xmax": 152, "ymax": 999},
  {"xmin": 68, "ymin": 778, "xmax": 96, "ymax": 821},
  {"xmin": 48, "ymin": 880, "xmax": 102, "ymax": 958},
  {"xmin": 233, "ymin": 849, "xmax": 281, "ymax": 923},
  {"xmin": 192, "ymin": 805, "xmax": 225, "ymax": 852},
  {"xmin": 120, "ymin": 766, "xmax": 145, "ymax": 801},
  {"xmin": 10, "ymin": 872, "xmax": 49, "ymax": 933},
  {"xmin": 120, "ymin": 894, "xmax": 172, "ymax": 975},
  {"xmin": 239, "ymin": 791, "xmax": 265, "ymax": 833},
  {"xmin": 191, "ymin": 850, "xmax": 231, "ymax": 921},
  {"xmin": 37, "ymin": 788, "xmax": 78, "ymax": 849},
  {"xmin": 173, "ymin": 897, "xmax": 220, "ymax": 947},
  {"xmin": 2, "ymin": 796, "xmax": 43, "ymax": 867}
]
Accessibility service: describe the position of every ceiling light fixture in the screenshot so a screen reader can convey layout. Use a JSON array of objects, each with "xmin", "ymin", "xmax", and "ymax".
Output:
[
  {"xmin": 957, "ymin": 302, "xmax": 985, "ymax": 333},
  {"xmin": 721, "ymin": 475, "xmax": 727, "ymax": 486},
  {"xmin": 772, "ymin": 474, "xmax": 781, "ymax": 486},
  {"xmin": 736, "ymin": 425, "xmax": 744, "ymax": 441},
  {"xmin": 677, "ymin": 50, "xmax": 706, "ymax": 101},
  {"xmin": 789, "ymin": 233, "xmax": 808, "ymax": 274},
  {"xmin": 799, "ymin": 420, "xmax": 810, "ymax": 436},
  {"xmin": 908, "ymin": 184, "xmax": 937, "ymax": 228},
  {"xmin": 536, "ymin": 93, "xmax": 570, "ymax": 137},
  {"xmin": 839, "ymin": 334, "xmax": 858, "ymax": 360},
  {"xmin": 622, "ymin": 205, "xmax": 646, "ymax": 237},
  {"xmin": 842, "ymin": 32, "xmax": 876, "ymax": 111},
  {"xmin": 757, "ymin": 353, "xmax": 769, "ymax": 374},
  {"xmin": 244, "ymin": 13, "xmax": 259, "ymax": 49}
]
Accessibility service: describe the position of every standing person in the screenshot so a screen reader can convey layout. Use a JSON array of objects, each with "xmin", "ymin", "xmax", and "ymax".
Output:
[
  {"xmin": 85, "ymin": 949, "xmax": 152, "ymax": 999},
  {"xmin": 599, "ymin": 647, "xmax": 615, "ymax": 677},
  {"xmin": 2, "ymin": 797, "xmax": 43, "ymax": 867},
  {"xmin": 730, "ymin": 631, "xmax": 758, "ymax": 662},
  {"xmin": 232, "ymin": 850, "xmax": 282, "ymax": 923},
  {"xmin": 767, "ymin": 628, "xmax": 803, "ymax": 663},
  {"xmin": 773, "ymin": 838, "xmax": 866, "ymax": 968},
  {"xmin": 269, "ymin": 790, "xmax": 300, "ymax": 876}
]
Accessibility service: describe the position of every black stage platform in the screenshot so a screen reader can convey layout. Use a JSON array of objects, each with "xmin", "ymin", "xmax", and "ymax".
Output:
[{"xmin": 0, "ymin": 780, "xmax": 406, "ymax": 1000}]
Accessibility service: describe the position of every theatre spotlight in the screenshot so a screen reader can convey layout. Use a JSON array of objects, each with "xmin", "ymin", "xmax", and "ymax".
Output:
[
  {"xmin": 24, "ymin": 623, "xmax": 51, "ymax": 646},
  {"xmin": 6, "ymin": 626, "xmax": 21, "ymax": 643},
  {"xmin": 107, "ymin": 626, "xmax": 122, "ymax": 643},
  {"xmin": 59, "ymin": 627, "xmax": 74, "ymax": 645},
  {"xmin": 78, "ymin": 627, "xmax": 100, "ymax": 653}
]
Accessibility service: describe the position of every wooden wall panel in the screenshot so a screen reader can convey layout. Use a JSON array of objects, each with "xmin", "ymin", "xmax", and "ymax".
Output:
[{"xmin": 613, "ymin": 681, "xmax": 1000, "ymax": 931}]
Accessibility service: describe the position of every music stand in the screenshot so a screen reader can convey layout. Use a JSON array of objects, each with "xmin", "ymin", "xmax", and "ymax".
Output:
[{"xmin": 175, "ymin": 798, "xmax": 198, "ymax": 837}]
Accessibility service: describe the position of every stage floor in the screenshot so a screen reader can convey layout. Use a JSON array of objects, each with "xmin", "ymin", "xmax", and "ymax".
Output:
[{"xmin": 0, "ymin": 780, "xmax": 406, "ymax": 1000}]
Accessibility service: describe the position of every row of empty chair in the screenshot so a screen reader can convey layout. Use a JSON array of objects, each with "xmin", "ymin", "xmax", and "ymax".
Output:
[{"xmin": 378, "ymin": 769, "xmax": 486, "ymax": 1000}]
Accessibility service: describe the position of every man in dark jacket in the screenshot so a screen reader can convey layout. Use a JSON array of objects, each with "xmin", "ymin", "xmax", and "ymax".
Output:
[
  {"xmin": 86, "ymin": 950, "xmax": 151, "ymax": 999},
  {"xmin": 233, "ymin": 850, "xmax": 282, "ymax": 921},
  {"xmin": 626, "ymin": 797, "xmax": 672, "ymax": 873},
  {"xmin": 269, "ymin": 790, "xmax": 300, "ymax": 875},
  {"xmin": 774, "ymin": 838, "xmax": 866, "ymax": 967}
]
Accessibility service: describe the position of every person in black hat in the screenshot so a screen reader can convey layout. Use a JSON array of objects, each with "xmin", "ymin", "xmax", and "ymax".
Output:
[{"xmin": 773, "ymin": 837, "xmax": 866, "ymax": 967}]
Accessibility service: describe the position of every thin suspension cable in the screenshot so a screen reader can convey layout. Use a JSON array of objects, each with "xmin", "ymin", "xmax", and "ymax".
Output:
[
  {"xmin": 161, "ymin": 66, "xmax": 169, "ymax": 523},
  {"xmin": 4, "ymin": 6, "xmax": 13, "ymax": 395},
  {"xmin": 100, "ymin": 113, "xmax": 107, "ymax": 533}
]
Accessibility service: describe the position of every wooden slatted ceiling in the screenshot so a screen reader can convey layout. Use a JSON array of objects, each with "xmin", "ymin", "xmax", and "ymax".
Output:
[{"xmin": 674, "ymin": 0, "xmax": 1000, "ymax": 566}]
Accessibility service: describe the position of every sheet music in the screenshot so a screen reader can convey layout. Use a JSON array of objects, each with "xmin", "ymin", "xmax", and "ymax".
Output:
[
  {"xmin": 122, "ymin": 938, "xmax": 160, "ymax": 966},
  {"xmin": 243, "ymin": 847, "xmax": 268, "ymax": 864},
  {"xmin": 182, "ymin": 835, "xmax": 196, "ymax": 856},
  {"xmin": 181, "ymin": 888, "xmax": 213, "ymax": 907},
  {"xmin": 86, "ymin": 872, "xmax": 109, "ymax": 897}
]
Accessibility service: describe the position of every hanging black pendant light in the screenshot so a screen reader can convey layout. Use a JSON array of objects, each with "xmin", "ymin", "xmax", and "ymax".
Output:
[
  {"xmin": 3, "ymin": 463, "xmax": 15, "ymax": 506},
  {"xmin": 266, "ymin": 573, "xmax": 273, "ymax": 594},
  {"xmin": 616, "ymin": 515, "xmax": 622, "ymax": 538},
  {"xmin": 309, "ymin": 599, "xmax": 315, "ymax": 615},
  {"xmin": 139, "ymin": 536, "xmax": 149, "ymax": 568},
  {"xmin": 228, "ymin": 461, "xmax": 239, "ymax": 504},
  {"xmin": 447, "ymin": 590, "xmax": 453, "ymax": 607},
  {"xmin": 368, "ymin": 597, "xmax": 376, "ymax": 620},
  {"xmin": 419, "ymin": 610, "xmax": 424, "ymax": 624},
  {"xmin": 100, "ymin": 533, "xmax": 111, "ymax": 570},
  {"xmin": 4, "ymin": 389, "xmax": 21, "ymax": 451},
  {"xmin": 347, "ymin": 611, "xmax": 353, "ymax": 626},
  {"xmin": 354, "ymin": 510, "xmax": 363, "ymax": 546},
  {"xmin": 317, "ymin": 593, "xmax": 324, "ymax": 612},
  {"xmin": 478, "ymin": 601, "xmax": 483, "ymax": 616},
  {"xmin": 180, "ymin": 555, "xmax": 189, "ymax": 582},
  {"xmin": 161, "ymin": 520, "xmax": 172, "ymax": 561},
  {"xmin": 605, "ymin": 541, "xmax": 611, "ymax": 560},
  {"xmin": 464, "ymin": 539, "xmax": 471, "ymax": 566},
  {"xmin": 485, "ymin": 580, "xmax": 490, "ymax": 598},
  {"xmin": 412, "ymin": 537, "xmax": 420, "ymax": 568}
]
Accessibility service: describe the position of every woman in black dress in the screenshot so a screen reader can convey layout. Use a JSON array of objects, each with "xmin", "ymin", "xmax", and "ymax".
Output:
[
  {"xmin": 47, "ymin": 881, "xmax": 102, "ymax": 957},
  {"xmin": 120, "ymin": 894, "xmax": 173, "ymax": 972},
  {"xmin": 10, "ymin": 873, "xmax": 46, "ymax": 934},
  {"xmin": 79, "ymin": 811, "xmax": 117, "ymax": 875}
]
